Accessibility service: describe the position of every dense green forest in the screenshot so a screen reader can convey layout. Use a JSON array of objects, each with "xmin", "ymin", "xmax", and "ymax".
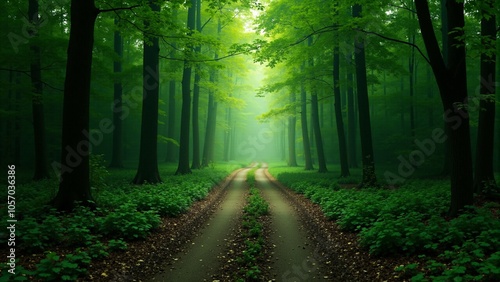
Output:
[{"xmin": 1, "ymin": 0, "xmax": 499, "ymax": 281}]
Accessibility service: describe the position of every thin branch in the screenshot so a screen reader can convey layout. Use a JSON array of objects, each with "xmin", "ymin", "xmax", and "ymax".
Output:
[
  {"xmin": 388, "ymin": 3, "xmax": 416, "ymax": 13},
  {"xmin": 159, "ymin": 51, "xmax": 246, "ymax": 62},
  {"xmin": 0, "ymin": 68, "xmax": 64, "ymax": 92},
  {"xmin": 98, "ymin": 4, "xmax": 141, "ymax": 14},
  {"xmin": 355, "ymin": 29, "xmax": 431, "ymax": 65}
]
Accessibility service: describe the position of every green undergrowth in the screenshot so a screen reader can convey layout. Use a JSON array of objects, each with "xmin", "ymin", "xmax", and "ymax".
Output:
[
  {"xmin": 234, "ymin": 169, "xmax": 269, "ymax": 282},
  {"xmin": 268, "ymin": 166, "xmax": 500, "ymax": 281},
  {"xmin": 0, "ymin": 161, "xmax": 239, "ymax": 281}
]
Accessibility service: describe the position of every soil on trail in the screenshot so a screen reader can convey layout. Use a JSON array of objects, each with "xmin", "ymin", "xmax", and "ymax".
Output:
[
  {"xmin": 255, "ymin": 167, "xmax": 328, "ymax": 282},
  {"xmin": 150, "ymin": 167, "xmax": 250, "ymax": 282}
]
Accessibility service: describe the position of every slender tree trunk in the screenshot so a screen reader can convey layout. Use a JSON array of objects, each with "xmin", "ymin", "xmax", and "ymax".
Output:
[
  {"xmin": 191, "ymin": 68, "xmax": 201, "ymax": 169},
  {"xmin": 191, "ymin": 0, "xmax": 201, "ymax": 169},
  {"xmin": 474, "ymin": 0, "xmax": 497, "ymax": 194},
  {"xmin": 427, "ymin": 67, "xmax": 434, "ymax": 127},
  {"xmin": 51, "ymin": 0, "xmax": 98, "ymax": 211},
  {"xmin": 223, "ymin": 101, "xmax": 231, "ymax": 162},
  {"xmin": 166, "ymin": 79, "xmax": 177, "ymax": 162},
  {"xmin": 109, "ymin": 18, "xmax": 124, "ymax": 168},
  {"xmin": 165, "ymin": 10, "xmax": 178, "ymax": 163},
  {"xmin": 409, "ymin": 1, "xmax": 416, "ymax": 138},
  {"xmin": 311, "ymin": 93, "xmax": 327, "ymax": 172},
  {"xmin": 346, "ymin": 54, "xmax": 358, "ymax": 168},
  {"xmin": 440, "ymin": 0, "xmax": 451, "ymax": 177},
  {"xmin": 353, "ymin": 4, "xmax": 377, "ymax": 187},
  {"xmin": 415, "ymin": 0, "xmax": 473, "ymax": 216},
  {"xmin": 300, "ymin": 69, "xmax": 313, "ymax": 170},
  {"xmin": 133, "ymin": 1, "xmax": 162, "ymax": 184},
  {"xmin": 201, "ymin": 17, "xmax": 220, "ymax": 167},
  {"xmin": 334, "ymin": 44, "xmax": 350, "ymax": 177},
  {"xmin": 29, "ymin": 0, "xmax": 50, "ymax": 180},
  {"xmin": 288, "ymin": 90, "xmax": 298, "ymax": 167},
  {"xmin": 202, "ymin": 66, "xmax": 218, "ymax": 166},
  {"xmin": 176, "ymin": 0, "xmax": 196, "ymax": 175},
  {"xmin": 306, "ymin": 37, "xmax": 326, "ymax": 172}
]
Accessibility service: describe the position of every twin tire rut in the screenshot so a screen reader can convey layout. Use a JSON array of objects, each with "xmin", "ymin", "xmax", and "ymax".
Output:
[{"xmin": 150, "ymin": 165, "xmax": 327, "ymax": 282}]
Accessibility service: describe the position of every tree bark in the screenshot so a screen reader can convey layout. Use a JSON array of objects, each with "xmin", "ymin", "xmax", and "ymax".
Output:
[
  {"xmin": 353, "ymin": 4, "xmax": 377, "ymax": 187},
  {"xmin": 176, "ymin": 0, "xmax": 196, "ymax": 175},
  {"xmin": 109, "ymin": 17, "xmax": 124, "ymax": 168},
  {"xmin": 300, "ymin": 66, "xmax": 314, "ymax": 170},
  {"xmin": 191, "ymin": 0, "xmax": 201, "ymax": 170},
  {"xmin": 346, "ymin": 53, "xmax": 358, "ymax": 168},
  {"xmin": 165, "ymin": 79, "xmax": 177, "ymax": 162},
  {"xmin": 334, "ymin": 44, "xmax": 350, "ymax": 177},
  {"xmin": 133, "ymin": 1, "xmax": 162, "ymax": 184},
  {"xmin": 474, "ymin": 0, "xmax": 497, "ymax": 194},
  {"xmin": 223, "ymin": 103, "xmax": 231, "ymax": 162},
  {"xmin": 51, "ymin": 0, "xmax": 98, "ymax": 211},
  {"xmin": 165, "ymin": 10, "xmax": 178, "ymax": 163},
  {"xmin": 29, "ymin": 0, "xmax": 50, "ymax": 180},
  {"xmin": 311, "ymin": 92, "xmax": 327, "ymax": 172},
  {"xmin": 202, "ymin": 28, "xmax": 220, "ymax": 168},
  {"xmin": 415, "ymin": 0, "xmax": 473, "ymax": 216},
  {"xmin": 288, "ymin": 90, "xmax": 298, "ymax": 167}
]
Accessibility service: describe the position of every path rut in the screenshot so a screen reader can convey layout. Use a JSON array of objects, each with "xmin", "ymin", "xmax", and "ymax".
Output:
[
  {"xmin": 150, "ymin": 167, "xmax": 250, "ymax": 282},
  {"xmin": 255, "ymin": 167, "xmax": 327, "ymax": 282}
]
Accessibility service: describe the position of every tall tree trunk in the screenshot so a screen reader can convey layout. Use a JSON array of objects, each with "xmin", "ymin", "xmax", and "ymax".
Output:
[
  {"xmin": 51, "ymin": 0, "xmax": 98, "ymax": 211},
  {"xmin": 307, "ymin": 37, "xmax": 326, "ymax": 172},
  {"xmin": 427, "ymin": 67, "xmax": 434, "ymax": 127},
  {"xmin": 165, "ymin": 10, "xmax": 178, "ymax": 163},
  {"xmin": 353, "ymin": 4, "xmax": 377, "ymax": 187},
  {"xmin": 415, "ymin": 0, "xmax": 473, "ymax": 216},
  {"xmin": 334, "ymin": 44, "xmax": 350, "ymax": 177},
  {"xmin": 223, "ymin": 102, "xmax": 231, "ymax": 162},
  {"xmin": 440, "ymin": 0, "xmax": 451, "ymax": 177},
  {"xmin": 109, "ymin": 18, "xmax": 124, "ymax": 168},
  {"xmin": 408, "ymin": 1, "xmax": 416, "ymax": 138},
  {"xmin": 311, "ymin": 92, "xmax": 327, "ymax": 172},
  {"xmin": 300, "ymin": 73, "xmax": 313, "ymax": 170},
  {"xmin": 191, "ymin": 0, "xmax": 201, "ymax": 169},
  {"xmin": 201, "ymin": 17, "xmax": 220, "ymax": 168},
  {"xmin": 29, "ymin": 0, "xmax": 50, "ymax": 180},
  {"xmin": 165, "ymin": 79, "xmax": 177, "ymax": 162},
  {"xmin": 474, "ymin": 0, "xmax": 497, "ymax": 194},
  {"xmin": 133, "ymin": 1, "xmax": 162, "ymax": 184},
  {"xmin": 176, "ymin": 0, "xmax": 196, "ymax": 175},
  {"xmin": 346, "ymin": 54, "xmax": 358, "ymax": 168},
  {"xmin": 288, "ymin": 90, "xmax": 298, "ymax": 166}
]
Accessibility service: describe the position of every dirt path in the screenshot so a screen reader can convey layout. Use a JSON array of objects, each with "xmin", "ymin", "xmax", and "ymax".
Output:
[
  {"xmin": 255, "ymin": 167, "xmax": 327, "ymax": 282},
  {"xmin": 150, "ymin": 167, "xmax": 251, "ymax": 282}
]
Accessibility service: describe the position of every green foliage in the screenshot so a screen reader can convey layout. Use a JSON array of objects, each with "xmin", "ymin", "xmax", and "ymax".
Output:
[
  {"xmin": 270, "ymin": 167, "xmax": 500, "ymax": 281},
  {"xmin": 107, "ymin": 239, "xmax": 128, "ymax": 252},
  {"xmin": 244, "ymin": 188, "xmax": 269, "ymax": 217},
  {"xmin": 98, "ymin": 202, "xmax": 161, "ymax": 240},
  {"xmin": 89, "ymin": 154, "xmax": 109, "ymax": 191},
  {"xmin": 34, "ymin": 251, "xmax": 91, "ymax": 281},
  {"xmin": 235, "ymin": 187, "xmax": 268, "ymax": 281},
  {"xmin": 86, "ymin": 240, "xmax": 109, "ymax": 260}
]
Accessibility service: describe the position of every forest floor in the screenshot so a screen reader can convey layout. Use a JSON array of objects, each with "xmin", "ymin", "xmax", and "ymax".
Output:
[
  {"xmin": 86, "ymin": 163, "xmax": 414, "ymax": 282},
  {"xmin": 141, "ymin": 163, "xmax": 412, "ymax": 282}
]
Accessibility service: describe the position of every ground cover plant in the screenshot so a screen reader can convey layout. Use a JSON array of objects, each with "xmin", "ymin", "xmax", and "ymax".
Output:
[
  {"xmin": 0, "ymin": 162, "xmax": 239, "ymax": 281},
  {"xmin": 268, "ymin": 165, "xmax": 500, "ymax": 281},
  {"xmin": 234, "ymin": 168, "xmax": 270, "ymax": 281}
]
